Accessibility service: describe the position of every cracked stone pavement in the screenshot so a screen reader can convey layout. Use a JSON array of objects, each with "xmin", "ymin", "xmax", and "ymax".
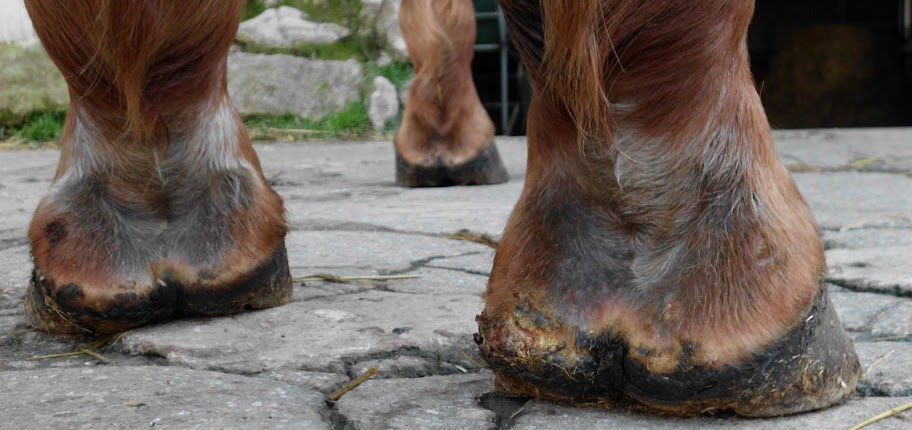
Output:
[{"xmin": 1, "ymin": 129, "xmax": 911, "ymax": 429}]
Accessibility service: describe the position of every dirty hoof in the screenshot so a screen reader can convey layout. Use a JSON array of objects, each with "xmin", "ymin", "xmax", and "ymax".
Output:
[
  {"xmin": 476, "ymin": 284, "xmax": 860, "ymax": 417},
  {"xmin": 25, "ymin": 243, "xmax": 292, "ymax": 337},
  {"xmin": 395, "ymin": 143, "xmax": 509, "ymax": 187}
]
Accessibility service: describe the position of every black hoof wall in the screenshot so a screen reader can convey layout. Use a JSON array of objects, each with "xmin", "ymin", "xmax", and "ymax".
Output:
[
  {"xmin": 476, "ymin": 285, "xmax": 861, "ymax": 417},
  {"xmin": 396, "ymin": 143, "xmax": 509, "ymax": 187},
  {"xmin": 25, "ymin": 243, "xmax": 293, "ymax": 337}
]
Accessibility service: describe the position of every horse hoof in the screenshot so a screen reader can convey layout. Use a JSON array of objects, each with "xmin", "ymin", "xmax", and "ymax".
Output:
[
  {"xmin": 476, "ymin": 284, "xmax": 860, "ymax": 417},
  {"xmin": 25, "ymin": 243, "xmax": 292, "ymax": 337},
  {"xmin": 395, "ymin": 143, "xmax": 509, "ymax": 187}
]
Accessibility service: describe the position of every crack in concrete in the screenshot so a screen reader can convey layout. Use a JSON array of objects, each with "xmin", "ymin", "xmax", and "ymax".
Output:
[
  {"xmin": 479, "ymin": 393, "xmax": 532, "ymax": 430},
  {"xmin": 828, "ymin": 278, "xmax": 912, "ymax": 299},
  {"xmin": 424, "ymin": 264, "xmax": 490, "ymax": 277}
]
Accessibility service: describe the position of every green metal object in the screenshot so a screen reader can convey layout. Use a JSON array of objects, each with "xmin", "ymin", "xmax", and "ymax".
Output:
[{"xmin": 473, "ymin": 0, "xmax": 512, "ymax": 134}]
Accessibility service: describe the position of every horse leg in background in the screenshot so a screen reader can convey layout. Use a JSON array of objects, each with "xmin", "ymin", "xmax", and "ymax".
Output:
[
  {"xmin": 395, "ymin": 0, "xmax": 509, "ymax": 187},
  {"xmin": 477, "ymin": 0, "xmax": 860, "ymax": 417},
  {"xmin": 24, "ymin": 0, "xmax": 291, "ymax": 336}
]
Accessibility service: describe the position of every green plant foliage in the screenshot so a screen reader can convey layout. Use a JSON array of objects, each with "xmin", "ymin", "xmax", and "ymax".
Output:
[
  {"xmin": 244, "ymin": 102, "xmax": 373, "ymax": 140},
  {"xmin": 5, "ymin": 111, "xmax": 65, "ymax": 143}
]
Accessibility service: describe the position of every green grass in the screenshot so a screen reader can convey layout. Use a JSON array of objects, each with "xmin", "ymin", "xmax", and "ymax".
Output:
[
  {"xmin": 241, "ymin": 0, "xmax": 385, "ymax": 61},
  {"xmin": 241, "ymin": 37, "xmax": 370, "ymax": 61},
  {"xmin": 244, "ymin": 102, "xmax": 373, "ymax": 140},
  {"xmin": 370, "ymin": 61, "xmax": 413, "ymax": 90},
  {"xmin": 2, "ymin": 111, "xmax": 65, "ymax": 143}
]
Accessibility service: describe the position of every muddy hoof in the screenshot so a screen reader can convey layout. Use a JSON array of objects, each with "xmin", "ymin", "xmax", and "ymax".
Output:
[
  {"xmin": 395, "ymin": 143, "xmax": 509, "ymax": 187},
  {"xmin": 476, "ymin": 284, "xmax": 860, "ymax": 417},
  {"xmin": 25, "ymin": 243, "xmax": 292, "ymax": 336}
]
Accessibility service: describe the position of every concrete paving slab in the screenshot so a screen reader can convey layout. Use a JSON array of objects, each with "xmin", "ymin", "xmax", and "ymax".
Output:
[
  {"xmin": 827, "ymin": 247, "xmax": 912, "ymax": 297},
  {"xmin": 333, "ymin": 373, "xmax": 497, "ymax": 430},
  {"xmin": 828, "ymin": 286, "xmax": 908, "ymax": 333},
  {"xmin": 2, "ymin": 132, "xmax": 912, "ymax": 429},
  {"xmin": 121, "ymin": 290, "xmax": 484, "ymax": 375},
  {"xmin": 774, "ymin": 128, "xmax": 912, "ymax": 173},
  {"xmin": 856, "ymin": 342, "xmax": 912, "ymax": 397},
  {"xmin": 511, "ymin": 397, "xmax": 912, "ymax": 430},
  {"xmin": 824, "ymin": 229, "xmax": 912, "ymax": 249},
  {"xmin": 0, "ymin": 366, "xmax": 329, "ymax": 430}
]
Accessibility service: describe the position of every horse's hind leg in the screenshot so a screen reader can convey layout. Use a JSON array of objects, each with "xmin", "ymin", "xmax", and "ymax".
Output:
[
  {"xmin": 24, "ymin": 0, "xmax": 291, "ymax": 336},
  {"xmin": 477, "ymin": 0, "xmax": 860, "ymax": 417},
  {"xmin": 395, "ymin": 0, "xmax": 509, "ymax": 187}
]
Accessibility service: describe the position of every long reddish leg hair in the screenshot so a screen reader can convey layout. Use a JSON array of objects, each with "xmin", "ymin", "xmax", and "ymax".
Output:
[
  {"xmin": 24, "ymin": 0, "xmax": 290, "ymax": 335},
  {"xmin": 395, "ymin": 0, "xmax": 508, "ymax": 186},
  {"xmin": 477, "ymin": 0, "xmax": 859, "ymax": 416}
]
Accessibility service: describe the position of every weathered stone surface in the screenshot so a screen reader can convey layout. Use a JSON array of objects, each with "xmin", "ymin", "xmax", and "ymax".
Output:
[
  {"xmin": 258, "ymin": 370, "xmax": 349, "ymax": 396},
  {"xmin": 827, "ymin": 247, "xmax": 912, "ymax": 297},
  {"xmin": 0, "ymin": 366, "xmax": 329, "ymax": 429},
  {"xmin": 0, "ymin": 43, "xmax": 67, "ymax": 124},
  {"xmin": 368, "ymin": 76, "xmax": 400, "ymax": 130},
  {"xmin": 238, "ymin": 6, "xmax": 351, "ymax": 48},
  {"xmin": 794, "ymin": 173, "xmax": 912, "ymax": 231},
  {"xmin": 824, "ymin": 229, "xmax": 912, "ymax": 250},
  {"xmin": 0, "ymin": 0, "xmax": 38, "ymax": 45},
  {"xmin": 350, "ymin": 355, "xmax": 466, "ymax": 380},
  {"xmin": 121, "ymin": 290, "xmax": 483, "ymax": 374},
  {"xmin": 284, "ymin": 230, "xmax": 492, "ymax": 276},
  {"xmin": 360, "ymin": 0, "xmax": 407, "ymax": 60},
  {"xmin": 775, "ymin": 128, "xmax": 912, "ymax": 173},
  {"xmin": 511, "ymin": 397, "xmax": 912, "ymax": 430},
  {"xmin": 870, "ymin": 301, "xmax": 912, "ymax": 339},
  {"xmin": 228, "ymin": 52, "xmax": 362, "ymax": 119},
  {"xmin": 829, "ymin": 286, "xmax": 907, "ymax": 333},
  {"xmin": 856, "ymin": 342, "xmax": 912, "ymax": 397},
  {"xmin": 333, "ymin": 373, "xmax": 496, "ymax": 430}
]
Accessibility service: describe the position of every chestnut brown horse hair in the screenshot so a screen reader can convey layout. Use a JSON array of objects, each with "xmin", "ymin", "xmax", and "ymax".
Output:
[
  {"xmin": 399, "ymin": 0, "xmax": 478, "ymax": 136},
  {"xmin": 26, "ymin": 0, "xmax": 287, "ymax": 292},
  {"xmin": 490, "ymin": 0, "xmax": 825, "ymax": 368},
  {"xmin": 26, "ymin": 0, "xmax": 243, "ymax": 143}
]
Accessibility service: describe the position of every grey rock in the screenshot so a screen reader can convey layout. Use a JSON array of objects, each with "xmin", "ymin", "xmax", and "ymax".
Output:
[
  {"xmin": 368, "ymin": 76, "xmax": 400, "ymax": 130},
  {"xmin": 856, "ymin": 342, "xmax": 912, "ymax": 397},
  {"xmin": 827, "ymin": 247, "xmax": 912, "ymax": 297},
  {"xmin": 0, "ymin": 43, "xmax": 68, "ymax": 124},
  {"xmin": 228, "ymin": 52, "xmax": 362, "ymax": 119},
  {"xmin": 0, "ymin": 366, "xmax": 329, "ymax": 429},
  {"xmin": 824, "ymin": 229, "xmax": 912, "ymax": 249},
  {"xmin": 121, "ymin": 290, "xmax": 483, "ymax": 374},
  {"xmin": 333, "ymin": 373, "xmax": 496, "ymax": 430},
  {"xmin": 237, "ymin": 6, "xmax": 351, "ymax": 48},
  {"xmin": 793, "ymin": 172, "xmax": 912, "ymax": 231},
  {"xmin": 512, "ymin": 397, "xmax": 912, "ymax": 430},
  {"xmin": 870, "ymin": 301, "xmax": 912, "ymax": 339},
  {"xmin": 0, "ymin": 0, "xmax": 38, "ymax": 45},
  {"xmin": 258, "ymin": 370, "xmax": 349, "ymax": 396},
  {"xmin": 360, "ymin": 0, "xmax": 407, "ymax": 60}
]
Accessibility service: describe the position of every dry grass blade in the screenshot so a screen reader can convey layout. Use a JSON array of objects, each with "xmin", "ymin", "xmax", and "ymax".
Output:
[
  {"xmin": 849, "ymin": 157, "xmax": 879, "ymax": 169},
  {"xmin": 3, "ymin": 328, "xmax": 37, "ymax": 336},
  {"xmin": 848, "ymin": 401, "xmax": 912, "ymax": 430},
  {"xmin": 863, "ymin": 349, "xmax": 895, "ymax": 377},
  {"xmin": 293, "ymin": 274, "xmax": 421, "ymax": 284},
  {"xmin": 26, "ymin": 336, "xmax": 113, "ymax": 362},
  {"xmin": 327, "ymin": 368, "xmax": 379, "ymax": 402},
  {"xmin": 446, "ymin": 229, "xmax": 499, "ymax": 249}
]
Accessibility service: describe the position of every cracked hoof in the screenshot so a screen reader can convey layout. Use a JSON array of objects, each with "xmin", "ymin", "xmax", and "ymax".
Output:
[
  {"xmin": 25, "ymin": 243, "xmax": 292, "ymax": 336},
  {"xmin": 395, "ymin": 143, "xmax": 509, "ymax": 187},
  {"xmin": 476, "ymin": 284, "xmax": 860, "ymax": 417}
]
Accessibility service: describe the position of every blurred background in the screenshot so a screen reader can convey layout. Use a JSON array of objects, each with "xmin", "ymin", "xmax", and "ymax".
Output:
[{"xmin": 2, "ymin": 0, "xmax": 912, "ymax": 145}]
